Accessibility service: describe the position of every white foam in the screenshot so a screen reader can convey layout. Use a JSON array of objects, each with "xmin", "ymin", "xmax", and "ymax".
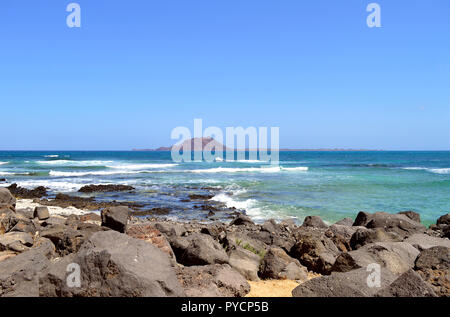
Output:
[
  {"xmin": 44, "ymin": 155, "xmax": 59, "ymax": 158},
  {"xmin": 430, "ymin": 168, "xmax": 450, "ymax": 174},
  {"xmin": 106, "ymin": 163, "xmax": 178, "ymax": 170},
  {"xmin": 190, "ymin": 166, "xmax": 282, "ymax": 173},
  {"xmin": 49, "ymin": 170, "xmax": 141, "ymax": 177},
  {"xmin": 14, "ymin": 179, "xmax": 85, "ymax": 192},
  {"xmin": 0, "ymin": 162, "xmax": 8, "ymax": 166},
  {"xmin": 37, "ymin": 160, "xmax": 114, "ymax": 166},
  {"xmin": 281, "ymin": 166, "xmax": 309, "ymax": 171},
  {"xmin": 16, "ymin": 199, "xmax": 93, "ymax": 216}
]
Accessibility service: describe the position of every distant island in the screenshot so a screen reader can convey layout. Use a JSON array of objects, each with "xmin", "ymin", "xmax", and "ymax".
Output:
[{"xmin": 132, "ymin": 138, "xmax": 383, "ymax": 152}]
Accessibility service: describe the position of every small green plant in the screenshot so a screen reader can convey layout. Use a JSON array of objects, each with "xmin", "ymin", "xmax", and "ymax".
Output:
[
  {"xmin": 235, "ymin": 238, "xmax": 242, "ymax": 246},
  {"xmin": 242, "ymin": 243, "xmax": 266, "ymax": 259}
]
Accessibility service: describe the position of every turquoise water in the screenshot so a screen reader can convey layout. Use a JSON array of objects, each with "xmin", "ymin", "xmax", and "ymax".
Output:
[{"xmin": 0, "ymin": 151, "xmax": 449, "ymax": 225}]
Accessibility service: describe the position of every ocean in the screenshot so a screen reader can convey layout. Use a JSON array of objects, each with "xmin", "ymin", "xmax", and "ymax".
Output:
[{"xmin": 0, "ymin": 151, "xmax": 449, "ymax": 226}]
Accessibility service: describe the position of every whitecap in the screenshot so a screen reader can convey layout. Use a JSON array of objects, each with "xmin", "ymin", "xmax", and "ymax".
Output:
[
  {"xmin": 0, "ymin": 162, "xmax": 9, "ymax": 166},
  {"xmin": 37, "ymin": 160, "xmax": 114, "ymax": 166},
  {"xmin": 44, "ymin": 155, "xmax": 59, "ymax": 158},
  {"xmin": 49, "ymin": 170, "xmax": 141, "ymax": 177},
  {"xmin": 106, "ymin": 163, "xmax": 178, "ymax": 170},
  {"xmin": 429, "ymin": 168, "xmax": 450, "ymax": 174}
]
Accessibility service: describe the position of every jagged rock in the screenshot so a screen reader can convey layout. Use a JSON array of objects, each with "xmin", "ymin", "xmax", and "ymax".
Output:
[
  {"xmin": 259, "ymin": 247, "xmax": 308, "ymax": 281},
  {"xmin": 39, "ymin": 231, "xmax": 184, "ymax": 297},
  {"xmin": 176, "ymin": 264, "xmax": 250, "ymax": 297},
  {"xmin": 350, "ymin": 228, "xmax": 402, "ymax": 250},
  {"xmin": 6, "ymin": 184, "xmax": 46, "ymax": 199},
  {"xmin": 78, "ymin": 184, "xmax": 135, "ymax": 193},
  {"xmin": 0, "ymin": 188, "xmax": 15, "ymax": 210},
  {"xmin": 414, "ymin": 246, "xmax": 450, "ymax": 297},
  {"xmin": 127, "ymin": 224, "xmax": 175, "ymax": 260},
  {"xmin": 228, "ymin": 247, "xmax": 261, "ymax": 281},
  {"xmin": 0, "ymin": 238, "xmax": 54, "ymax": 297},
  {"xmin": 229, "ymin": 214, "xmax": 254, "ymax": 227},
  {"xmin": 353, "ymin": 211, "xmax": 426, "ymax": 238},
  {"xmin": 334, "ymin": 218, "xmax": 354, "ymax": 226},
  {"xmin": 292, "ymin": 267, "xmax": 397, "ymax": 297},
  {"xmin": 404, "ymin": 233, "xmax": 450, "ymax": 251},
  {"xmin": 101, "ymin": 206, "xmax": 130, "ymax": 233},
  {"xmin": 376, "ymin": 269, "xmax": 437, "ymax": 297},
  {"xmin": 332, "ymin": 242, "xmax": 420, "ymax": 275},
  {"xmin": 169, "ymin": 233, "xmax": 228, "ymax": 266},
  {"xmin": 325, "ymin": 224, "xmax": 365, "ymax": 252},
  {"xmin": 398, "ymin": 211, "xmax": 421, "ymax": 223},
  {"xmin": 0, "ymin": 210, "xmax": 37, "ymax": 235},
  {"xmin": 302, "ymin": 216, "xmax": 328, "ymax": 229},
  {"xmin": 34, "ymin": 206, "xmax": 50, "ymax": 220},
  {"xmin": 0, "ymin": 232, "xmax": 33, "ymax": 253},
  {"xmin": 290, "ymin": 227, "xmax": 340, "ymax": 274}
]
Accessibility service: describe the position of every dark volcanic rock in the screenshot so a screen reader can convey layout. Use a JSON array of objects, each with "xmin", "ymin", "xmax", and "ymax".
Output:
[
  {"xmin": 169, "ymin": 233, "xmax": 229, "ymax": 266},
  {"xmin": 7, "ymin": 184, "xmax": 46, "ymax": 199},
  {"xmin": 101, "ymin": 206, "xmax": 130, "ymax": 233},
  {"xmin": 290, "ymin": 227, "xmax": 340, "ymax": 274},
  {"xmin": 350, "ymin": 228, "xmax": 402, "ymax": 250},
  {"xmin": 331, "ymin": 242, "xmax": 419, "ymax": 275},
  {"xmin": 127, "ymin": 224, "xmax": 175, "ymax": 260},
  {"xmin": 78, "ymin": 184, "xmax": 135, "ymax": 193},
  {"xmin": 228, "ymin": 247, "xmax": 261, "ymax": 281},
  {"xmin": 34, "ymin": 206, "xmax": 50, "ymax": 220},
  {"xmin": 376, "ymin": 269, "xmax": 437, "ymax": 297},
  {"xmin": 353, "ymin": 211, "xmax": 426, "ymax": 238},
  {"xmin": 302, "ymin": 216, "xmax": 328, "ymax": 229},
  {"xmin": 176, "ymin": 264, "xmax": 250, "ymax": 297},
  {"xmin": 414, "ymin": 246, "xmax": 450, "ymax": 297},
  {"xmin": 39, "ymin": 231, "xmax": 184, "ymax": 297},
  {"xmin": 229, "ymin": 214, "xmax": 254, "ymax": 227},
  {"xmin": 132, "ymin": 207, "xmax": 171, "ymax": 216},
  {"xmin": 0, "ymin": 232, "xmax": 34, "ymax": 253},
  {"xmin": 259, "ymin": 247, "xmax": 308, "ymax": 281},
  {"xmin": 292, "ymin": 267, "xmax": 397, "ymax": 297},
  {"xmin": 437, "ymin": 214, "xmax": 450, "ymax": 226},
  {"xmin": 0, "ymin": 188, "xmax": 16, "ymax": 210}
]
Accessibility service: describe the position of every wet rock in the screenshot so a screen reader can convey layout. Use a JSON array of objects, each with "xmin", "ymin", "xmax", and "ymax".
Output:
[
  {"xmin": 332, "ymin": 242, "xmax": 420, "ymax": 275},
  {"xmin": 101, "ymin": 206, "xmax": 130, "ymax": 233},
  {"xmin": 290, "ymin": 227, "xmax": 340, "ymax": 274},
  {"xmin": 302, "ymin": 216, "xmax": 328, "ymax": 229},
  {"xmin": 132, "ymin": 207, "xmax": 171, "ymax": 216},
  {"xmin": 259, "ymin": 247, "xmax": 308, "ymax": 281},
  {"xmin": 292, "ymin": 267, "xmax": 397, "ymax": 297},
  {"xmin": 78, "ymin": 184, "xmax": 135, "ymax": 193},
  {"xmin": 39, "ymin": 231, "xmax": 184, "ymax": 297},
  {"xmin": 188, "ymin": 193, "xmax": 214, "ymax": 200},
  {"xmin": 350, "ymin": 228, "xmax": 402, "ymax": 250},
  {"xmin": 229, "ymin": 214, "xmax": 254, "ymax": 227},
  {"xmin": 376, "ymin": 269, "xmax": 437, "ymax": 297},
  {"xmin": 6, "ymin": 184, "xmax": 46, "ymax": 199},
  {"xmin": 0, "ymin": 188, "xmax": 16, "ymax": 210},
  {"xmin": 176, "ymin": 264, "xmax": 250, "ymax": 297},
  {"xmin": 34, "ymin": 206, "xmax": 50, "ymax": 220}
]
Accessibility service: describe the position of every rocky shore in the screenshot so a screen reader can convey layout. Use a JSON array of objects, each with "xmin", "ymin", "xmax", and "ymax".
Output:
[{"xmin": 0, "ymin": 186, "xmax": 449, "ymax": 297}]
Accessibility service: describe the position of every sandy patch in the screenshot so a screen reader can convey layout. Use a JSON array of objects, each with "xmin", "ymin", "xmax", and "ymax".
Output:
[
  {"xmin": 16, "ymin": 199, "xmax": 96, "ymax": 216},
  {"xmin": 245, "ymin": 280, "xmax": 300, "ymax": 297}
]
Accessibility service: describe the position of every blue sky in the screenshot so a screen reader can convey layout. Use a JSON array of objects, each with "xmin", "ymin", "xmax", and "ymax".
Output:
[{"xmin": 0, "ymin": 0, "xmax": 449, "ymax": 150}]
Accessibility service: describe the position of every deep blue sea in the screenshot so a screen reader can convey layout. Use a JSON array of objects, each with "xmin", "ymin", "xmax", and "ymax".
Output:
[{"xmin": 0, "ymin": 151, "xmax": 449, "ymax": 225}]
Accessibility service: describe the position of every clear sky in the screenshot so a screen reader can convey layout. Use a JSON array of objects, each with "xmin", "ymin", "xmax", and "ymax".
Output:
[{"xmin": 0, "ymin": 0, "xmax": 449, "ymax": 150}]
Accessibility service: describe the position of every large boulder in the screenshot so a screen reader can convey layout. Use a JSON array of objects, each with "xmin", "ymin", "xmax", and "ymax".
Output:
[
  {"xmin": 332, "ymin": 242, "xmax": 420, "ymax": 275},
  {"xmin": 259, "ymin": 247, "xmax": 308, "ymax": 281},
  {"xmin": 228, "ymin": 247, "xmax": 261, "ymax": 281},
  {"xmin": 398, "ymin": 211, "xmax": 421, "ymax": 223},
  {"xmin": 414, "ymin": 246, "xmax": 450, "ymax": 297},
  {"xmin": 350, "ymin": 228, "xmax": 402, "ymax": 250},
  {"xmin": 169, "ymin": 233, "xmax": 228, "ymax": 266},
  {"xmin": 0, "ymin": 188, "xmax": 15, "ymax": 211},
  {"xmin": 127, "ymin": 224, "xmax": 175, "ymax": 261},
  {"xmin": 0, "ymin": 232, "xmax": 33, "ymax": 253},
  {"xmin": 404, "ymin": 233, "xmax": 450, "ymax": 251},
  {"xmin": 437, "ymin": 214, "xmax": 450, "ymax": 226},
  {"xmin": 325, "ymin": 224, "xmax": 365, "ymax": 252},
  {"xmin": 353, "ymin": 211, "xmax": 426, "ymax": 238},
  {"xmin": 176, "ymin": 264, "xmax": 250, "ymax": 297},
  {"xmin": 334, "ymin": 218, "xmax": 354, "ymax": 226},
  {"xmin": 101, "ymin": 206, "xmax": 130, "ymax": 233},
  {"xmin": 34, "ymin": 206, "xmax": 50, "ymax": 220},
  {"xmin": 0, "ymin": 209, "xmax": 37, "ymax": 235},
  {"xmin": 39, "ymin": 230, "xmax": 185, "ymax": 297},
  {"xmin": 376, "ymin": 269, "xmax": 437, "ymax": 297},
  {"xmin": 292, "ymin": 267, "xmax": 397, "ymax": 297},
  {"xmin": 0, "ymin": 238, "xmax": 54, "ymax": 297},
  {"xmin": 301, "ymin": 216, "xmax": 328, "ymax": 229},
  {"xmin": 290, "ymin": 227, "xmax": 340, "ymax": 274},
  {"xmin": 229, "ymin": 214, "xmax": 255, "ymax": 227}
]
